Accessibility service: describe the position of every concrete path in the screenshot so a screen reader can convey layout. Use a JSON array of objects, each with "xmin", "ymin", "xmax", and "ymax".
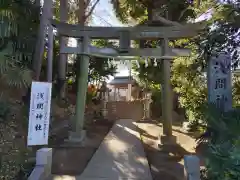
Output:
[{"xmin": 50, "ymin": 119, "xmax": 152, "ymax": 180}]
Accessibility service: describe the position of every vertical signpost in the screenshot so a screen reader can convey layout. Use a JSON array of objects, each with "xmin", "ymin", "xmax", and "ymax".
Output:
[
  {"xmin": 208, "ymin": 52, "xmax": 232, "ymax": 111},
  {"xmin": 27, "ymin": 82, "xmax": 52, "ymax": 146}
]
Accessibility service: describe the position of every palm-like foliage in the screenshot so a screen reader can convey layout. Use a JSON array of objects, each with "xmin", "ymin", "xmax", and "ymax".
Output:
[{"xmin": 0, "ymin": 0, "xmax": 39, "ymax": 89}]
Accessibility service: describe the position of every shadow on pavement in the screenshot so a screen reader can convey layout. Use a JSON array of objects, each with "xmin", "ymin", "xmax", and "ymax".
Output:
[{"xmin": 134, "ymin": 122, "xmax": 193, "ymax": 180}]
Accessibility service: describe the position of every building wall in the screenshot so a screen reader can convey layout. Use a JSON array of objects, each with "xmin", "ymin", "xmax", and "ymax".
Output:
[{"xmin": 107, "ymin": 100, "xmax": 144, "ymax": 120}]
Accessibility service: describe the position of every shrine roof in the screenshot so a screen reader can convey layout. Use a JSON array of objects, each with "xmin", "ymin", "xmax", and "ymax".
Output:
[{"xmin": 108, "ymin": 76, "xmax": 135, "ymax": 85}]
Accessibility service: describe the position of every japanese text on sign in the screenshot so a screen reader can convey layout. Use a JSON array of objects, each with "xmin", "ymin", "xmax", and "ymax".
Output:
[
  {"xmin": 208, "ymin": 52, "xmax": 232, "ymax": 111},
  {"xmin": 27, "ymin": 82, "xmax": 52, "ymax": 146}
]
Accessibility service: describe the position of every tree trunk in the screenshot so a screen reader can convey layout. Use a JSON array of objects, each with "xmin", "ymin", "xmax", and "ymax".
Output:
[
  {"xmin": 73, "ymin": 0, "xmax": 100, "ymax": 92},
  {"xmin": 58, "ymin": 0, "xmax": 68, "ymax": 99},
  {"xmin": 77, "ymin": 0, "xmax": 86, "ymax": 24},
  {"xmin": 47, "ymin": 21, "xmax": 54, "ymax": 82},
  {"xmin": 32, "ymin": 0, "xmax": 51, "ymax": 80},
  {"xmin": 23, "ymin": 0, "xmax": 52, "ymax": 105}
]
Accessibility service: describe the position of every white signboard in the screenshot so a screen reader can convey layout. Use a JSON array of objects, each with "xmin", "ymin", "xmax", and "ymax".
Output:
[{"xmin": 27, "ymin": 81, "xmax": 52, "ymax": 146}]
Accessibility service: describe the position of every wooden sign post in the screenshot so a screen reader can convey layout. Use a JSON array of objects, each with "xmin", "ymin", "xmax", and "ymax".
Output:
[{"xmin": 27, "ymin": 82, "xmax": 52, "ymax": 146}]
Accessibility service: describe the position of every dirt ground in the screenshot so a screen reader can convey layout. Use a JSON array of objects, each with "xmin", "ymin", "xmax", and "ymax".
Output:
[
  {"xmin": 136, "ymin": 120, "xmax": 204, "ymax": 180},
  {"xmin": 50, "ymin": 119, "xmax": 114, "ymax": 175}
]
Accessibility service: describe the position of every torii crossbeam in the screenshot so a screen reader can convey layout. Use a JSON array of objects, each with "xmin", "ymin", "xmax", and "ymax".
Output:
[{"xmin": 51, "ymin": 19, "xmax": 205, "ymax": 39}]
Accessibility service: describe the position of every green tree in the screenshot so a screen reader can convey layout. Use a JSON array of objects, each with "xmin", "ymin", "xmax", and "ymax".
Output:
[
  {"xmin": 0, "ymin": 0, "xmax": 39, "ymax": 89},
  {"xmin": 0, "ymin": 1, "xmax": 41, "ymax": 179}
]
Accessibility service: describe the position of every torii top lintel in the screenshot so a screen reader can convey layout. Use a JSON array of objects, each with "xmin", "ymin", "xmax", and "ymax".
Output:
[{"xmin": 51, "ymin": 19, "xmax": 205, "ymax": 40}]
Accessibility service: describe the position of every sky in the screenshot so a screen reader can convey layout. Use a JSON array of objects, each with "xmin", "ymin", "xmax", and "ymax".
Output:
[
  {"xmin": 90, "ymin": 1, "xmax": 123, "ymax": 27},
  {"xmin": 89, "ymin": 1, "xmax": 130, "ymax": 77}
]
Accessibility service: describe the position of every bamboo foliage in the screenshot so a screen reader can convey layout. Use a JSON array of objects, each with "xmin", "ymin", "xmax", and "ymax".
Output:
[{"xmin": 0, "ymin": 0, "xmax": 38, "ymax": 89}]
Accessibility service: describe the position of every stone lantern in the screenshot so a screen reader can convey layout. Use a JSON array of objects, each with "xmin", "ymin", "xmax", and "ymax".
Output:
[
  {"xmin": 142, "ymin": 88, "xmax": 152, "ymax": 120},
  {"xmin": 99, "ymin": 81, "xmax": 110, "ymax": 119}
]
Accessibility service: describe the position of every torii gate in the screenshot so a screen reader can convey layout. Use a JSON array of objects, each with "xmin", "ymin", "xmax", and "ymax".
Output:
[
  {"xmin": 51, "ymin": 20, "xmax": 204, "ymax": 144},
  {"xmin": 38, "ymin": 0, "xmax": 205, "ymax": 145}
]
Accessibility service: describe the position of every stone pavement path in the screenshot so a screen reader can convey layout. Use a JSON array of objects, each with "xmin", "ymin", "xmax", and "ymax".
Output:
[{"xmin": 49, "ymin": 119, "xmax": 153, "ymax": 180}]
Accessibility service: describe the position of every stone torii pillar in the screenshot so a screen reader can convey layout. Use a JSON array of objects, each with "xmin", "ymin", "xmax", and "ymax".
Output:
[
  {"xmin": 67, "ymin": 35, "xmax": 90, "ymax": 143},
  {"xmin": 159, "ymin": 38, "xmax": 176, "ymax": 145},
  {"xmin": 151, "ymin": 6, "xmax": 177, "ymax": 145}
]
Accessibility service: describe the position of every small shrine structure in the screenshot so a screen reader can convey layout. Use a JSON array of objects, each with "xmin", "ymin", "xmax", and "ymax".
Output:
[{"xmin": 108, "ymin": 76, "xmax": 139, "ymax": 101}]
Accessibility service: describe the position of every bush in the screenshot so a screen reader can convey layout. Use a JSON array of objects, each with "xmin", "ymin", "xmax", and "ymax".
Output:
[
  {"xmin": 199, "ymin": 105, "xmax": 240, "ymax": 180},
  {"xmin": 14, "ymin": 160, "xmax": 35, "ymax": 180},
  {"xmin": 0, "ymin": 94, "xmax": 35, "ymax": 180}
]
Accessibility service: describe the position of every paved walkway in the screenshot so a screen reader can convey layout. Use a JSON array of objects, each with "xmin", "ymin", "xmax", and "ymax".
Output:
[{"xmin": 50, "ymin": 119, "xmax": 152, "ymax": 180}]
